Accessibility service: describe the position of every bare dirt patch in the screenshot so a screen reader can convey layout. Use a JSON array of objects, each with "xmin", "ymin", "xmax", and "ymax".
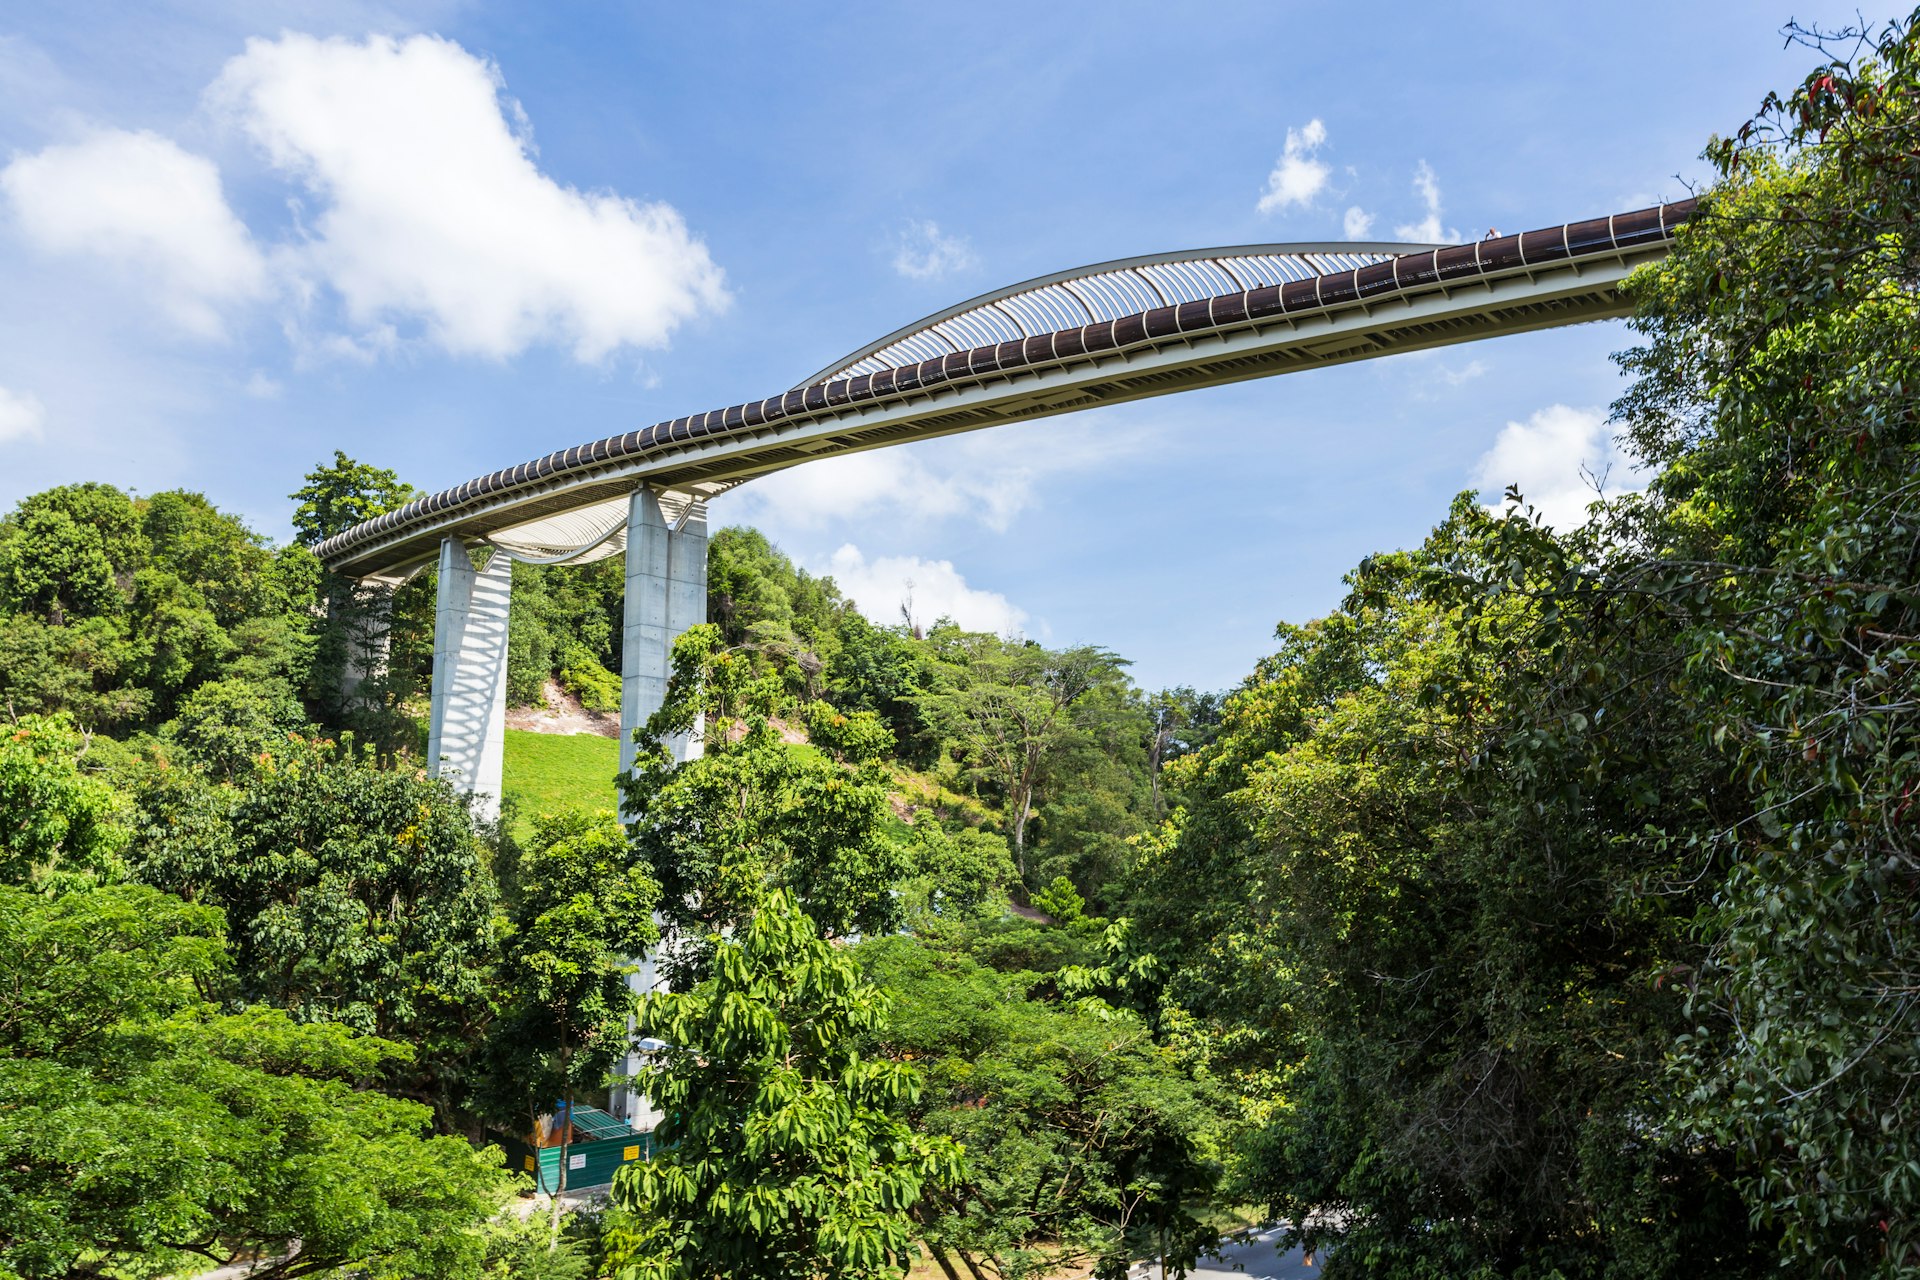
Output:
[{"xmin": 507, "ymin": 678, "xmax": 619, "ymax": 739}]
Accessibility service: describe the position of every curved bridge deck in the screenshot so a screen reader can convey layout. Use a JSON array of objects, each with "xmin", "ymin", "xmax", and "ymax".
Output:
[{"xmin": 319, "ymin": 200, "xmax": 1693, "ymax": 582}]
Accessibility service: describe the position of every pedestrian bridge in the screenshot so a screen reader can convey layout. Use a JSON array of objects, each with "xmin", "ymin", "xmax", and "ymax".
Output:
[{"xmin": 316, "ymin": 200, "xmax": 1695, "ymax": 814}]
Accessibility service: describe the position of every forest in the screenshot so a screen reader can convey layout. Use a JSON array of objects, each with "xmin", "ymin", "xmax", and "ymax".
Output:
[{"xmin": 5, "ymin": 12, "xmax": 1920, "ymax": 1279}]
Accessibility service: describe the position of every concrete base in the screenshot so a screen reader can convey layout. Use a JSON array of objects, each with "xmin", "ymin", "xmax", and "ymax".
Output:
[{"xmin": 426, "ymin": 537, "xmax": 511, "ymax": 822}]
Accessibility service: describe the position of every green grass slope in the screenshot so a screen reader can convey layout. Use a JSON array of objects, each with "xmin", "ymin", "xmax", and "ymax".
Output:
[{"xmin": 502, "ymin": 730, "xmax": 622, "ymax": 834}]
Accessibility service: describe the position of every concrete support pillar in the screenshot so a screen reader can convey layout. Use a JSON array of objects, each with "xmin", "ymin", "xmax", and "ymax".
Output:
[
  {"xmin": 427, "ymin": 537, "xmax": 512, "ymax": 821},
  {"xmin": 619, "ymin": 490, "xmax": 709, "ymax": 775},
  {"xmin": 665, "ymin": 500, "xmax": 709, "ymax": 762},
  {"xmin": 338, "ymin": 582, "xmax": 392, "ymax": 711},
  {"xmin": 612, "ymin": 490, "xmax": 708, "ymax": 1128},
  {"xmin": 619, "ymin": 490, "xmax": 671, "ymax": 780}
]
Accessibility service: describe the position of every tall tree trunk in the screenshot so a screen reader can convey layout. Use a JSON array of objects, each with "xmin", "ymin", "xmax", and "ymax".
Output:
[{"xmin": 1011, "ymin": 795, "xmax": 1030, "ymax": 880}]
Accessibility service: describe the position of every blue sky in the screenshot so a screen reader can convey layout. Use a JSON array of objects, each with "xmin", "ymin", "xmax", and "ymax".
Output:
[{"xmin": 0, "ymin": 1, "xmax": 1889, "ymax": 691}]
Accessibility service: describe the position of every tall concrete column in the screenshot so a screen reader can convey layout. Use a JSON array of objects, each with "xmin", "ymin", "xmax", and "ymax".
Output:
[
  {"xmin": 665, "ymin": 500, "xmax": 709, "ymax": 762},
  {"xmin": 612, "ymin": 491, "xmax": 708, "ymax": 1129},
  {"xmin": 338, "ymin": 582, "xmax": 392, "ymax": 712},
  {"xmin": 427, "ymin": 536, "xmax": 512, "ymax": 821},
  {"xmin": 619, "ymin": 490, "xmax": 672, "ymax": 780}
]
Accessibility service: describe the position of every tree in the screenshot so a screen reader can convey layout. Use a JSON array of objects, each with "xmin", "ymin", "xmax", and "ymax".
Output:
[
  {"xmin": 621, "ymin": 626, "xmax": 908, "ymax": 983},
  {"xmin": 0, "ymin": 713, "xmax": 128, "ymax": 887},
  {"xmin": 1602, "ymin": 13, "xmax": 1920, "ymax": 1269},
  {"xmin": 504, "ymin": 558, "xmax": 626, "ymax": 710},
  {"xmin": 607, "ymin": 890, "xmax": 961, "ymax": 1280},
  {"xmin": 856, "ymin": 936, "xmax": 1226, "ymax": 1280},
  {"xmin": 1144, "ymin": 687, "xmax": 1223, "ymax": 817},
  {"xmin": 827, "ymin": 611, "xmax": 934, "ymax": 764},
  {"xmin": 1122, "ymin": 500, "xmax": 1773, "ymax": 1278},
  {"xmin": 131, "ymin": 734, "xmax": 499, "ymax": 1122},
  {"xmin": 915, "ymin": 637, "xmax": 1130, "ymax": 881},
  {"xmin": 290, "ymin": 451, "xmax": 417, "ymax": 549},
  {"xmin": 0, "ymin": 484, "xmax": 316, "ymax": 733},
  {"xmin": 897, "ymin": 818, "xmax": 1016, "ymax": 922},
  {"xmin": 291, "ymin": 454, "xmax": 424, "ymax": 742},
  {"xmin": 479, "ymin": 808, "xmax": 660, "ymax": 1199},
  {"xmin": 0, "ymin": 882, "xmax": 514, "ymax": 1279}
]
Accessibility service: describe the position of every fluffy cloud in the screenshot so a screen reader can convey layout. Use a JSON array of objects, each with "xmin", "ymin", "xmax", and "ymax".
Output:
[
  {"xmin": 1472, "ymin": 404, "xmax": 1646, "ymax": 530},
  {"xmin": 730, "ymin": 418, "xmax": 1147, "ymax": 534},
  {"xmin": 1393, "ymin": 160, "xmax": 1458, "ymax": 244},
  {"xmin": 735, "ymin": 446, "xmax": 1035, "ymax": 533},
  {"xmin": 211, "ymin": 32, "xmax": 728, "ymax": 360},
  {"xmin": 0, "ymin": 385, "xmax": 45, "ymax": 444},
  {"xmin": 1256, "ymin": 119, "xmax": 1329, "ymax": 214},
  {"xmin": 1342, "ymin": 205, "xmax": 1375, "ymax": 238},
  {"xmin": 0, "ymin": 129, "xmax": 268, "ymax": 338},
  {"xmin": 892, "ymin": 218, "xmax": 977, "ymax": 281},
  {"xmin": 824, "ymin": 544, "xmax": 1027, "ymax": 636}
]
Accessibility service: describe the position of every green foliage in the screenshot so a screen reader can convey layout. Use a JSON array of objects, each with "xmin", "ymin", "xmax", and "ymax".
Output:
[
  {"xmin": 164, "ymin": 675, "xmax": 307, "ymax": 781},
  {"xmin": 898, "ymin": 819, "xmax": 1016, "ymax": 921},
  {"xmin": 0, "ymin": 882, "xmax": 513, "ymax": 1279},
  {"xmin": 131, "ymin": 734, "xmax": 499, "ymax": 1118},
  {"xmin": 802, "ymin": 697, "xmax": 895, "ymax": 764},
  {"xmin": 707, "ymin": 526, "xmax": 850, "ymax": 700},
  {"xmin": 1602, "ymin": 13, "xmax": 1920, "ymax": 1270},
  {"xmin": 290, "ymin": 449, "xmax": 417, "ymax": 549},
  {"xmin": 479, "ymin": 808, "xmax": 660, "ymax": 1136},
  {"xmin": 0, "ymin": 483, "xmax": 317, "ymax": 733},
  {"xmin": 914, "ymin": 635, "xmax": 1141, "ymax": 885},
  {"xmin": 557, "ymin": 640, "xmax": 622, "ymax": 713},
  {"xmin": 482, "ymin": 1208, "xmax": 602, "ymax": 1280},
  {"xmin": 505, "ymin": 559, "xmax": 624, "ymax": 708},
  {"xmin": 1029, "ymin": 874, "xmax": 1089, "ymax": 927},
  {"xmin": 1127, "ymin": 498, "xmax": 1772, "ymax": 1277},
  {"xmin": 828, "ymin": 611, "xmax": 934, "ymax": 760},
  {"xmin": 609, "ymin": 890, "xmax": 961, "ymax": 1280},
  {"xmin": 621, "ymin": 626, "xmax": 909, "ymax": 981},
  {"xmin": 0, "ymin": 713, "xmax": 128, "ymax": 886},
  {"xmin": 856, "ymin": 936, "xmax": 1226, "ymax": 1279}
]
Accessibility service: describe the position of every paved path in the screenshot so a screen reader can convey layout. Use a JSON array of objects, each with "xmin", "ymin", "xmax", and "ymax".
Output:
[{"xmin": 1132, "ymin": 1224, "xmax": 1323, "ymax": 1279}]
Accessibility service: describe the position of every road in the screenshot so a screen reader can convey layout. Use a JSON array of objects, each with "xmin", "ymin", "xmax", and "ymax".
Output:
[{"xmin": 1132, "ymin": 1224, "xmax": 1323, "ymax": 1279}]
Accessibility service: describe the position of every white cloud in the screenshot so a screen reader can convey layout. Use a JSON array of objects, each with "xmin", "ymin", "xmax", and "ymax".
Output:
[
  {"xmin": 1441, "ymin": 358, "xmax": 1486, "ymax": 386},
  {"xmin": 1472, "ymin": 404, "xmax": 1646, "ymax": 530},
  {"xmin": 0, "ymin": 129, "xmax": 268, "ymax": 338},
  {"xmin": 0, "ymin": 385, "xmax": 45, "ymax": 444},
  {"xmin": 1257, "ymin": 118, "xmax": 1329, "ymax": 214},
  {"xmin": 892, "ymin": 219, "xmax": 976, "ymax": 281},
  {"xmin": 824, "ymin": 544, "xmax": 1027, "ymax": 636},
  {"xmin": 1393, "ymin": 160, "xmax": 1458, "ymax": 244},
  {"xmin": 730, "ymin": 417, "xmax": 1148, "ymax": 534},
  {"xmin": 1342, "ymin": 205, "xmax": 1374, "ymax": 238},
  {"xmin": 210, "ymin": 32, "xmax": 728, "ymax": 361},
  {"xmin": 736, "ymin": 446, "xmax": 1035, "ymax": 534},
  {"xmin": 243, "ymin": 369, "xmax": 283, "ymax": 398}
]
